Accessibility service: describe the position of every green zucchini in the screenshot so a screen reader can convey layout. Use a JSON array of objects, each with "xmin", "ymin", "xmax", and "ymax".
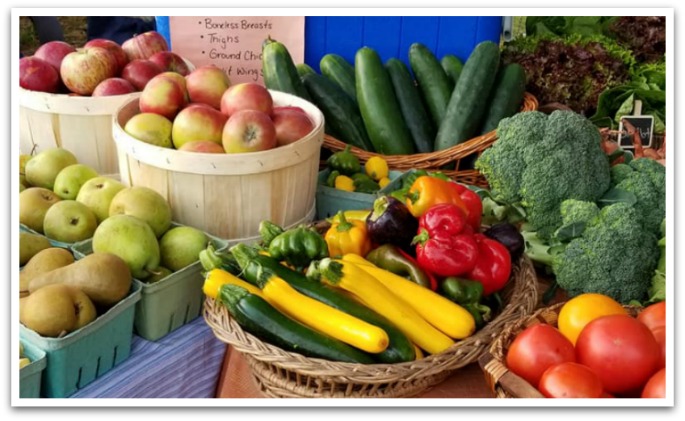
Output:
[
  {"xmin": 320, "ymin": 54, "xmax": 358, "ymax": 104},
  {"xmin": 302, "ymin": 72, "xmax": 374, "ymax": 151},
  {"xmin": 441, "ymin": 54, "xmax": 464, "ymax": 89},
  {"xmin": 296, "ymin": 63, "xmax": 316, "ymax": 80},
  {"xmin": 218, "ymin": 284, "xmax": 374, "ymax": 364},
  {"xmin": 434, "ymin": 41, "xmax": 501, "ymax": 151},
  {"xmin": 479, "ymin": 63, "xmax": 527, "ymax": 134},
  {"xmin": 355, "ymin": 47, "xmax": 415, "ymax": 155},
  {"xmin": 230, "ymin": 244, "xmax": 416, "ymax": 364},
  {"xmin": 408, "ymin": 43, "xmax": 453, "ymax": 127},
  {"xmin": 385, "ymin": 58, "xmax": 436, "ymax": 153},
  {"xmin": 262, "ymin": 37, "xmax": 311, "ymax": 101}
]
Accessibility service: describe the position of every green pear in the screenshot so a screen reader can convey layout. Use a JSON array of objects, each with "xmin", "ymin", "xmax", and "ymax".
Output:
[
  {"xmin": 19, "ymin": 183, "xmax": 26, "ymax": 193},
  {"xmin": 20, "ymin": 232, "xmax": 52, "ymax": 266},
  {"xmin": 124, "ymin": 113, "xmax": 173, "ymax": 148},
  {"xmin": 43, "ymin": 201, "xmax": 98, "ymax": 243},
  {"xmin": 109, "ymin": 186, "xmax": 172, "ymax": 238},
  {"xmin": 92, "ymin": 214, "xmax": 160, "ymax": 280},
  {"xmin": 19, "ymin": 154, "xmax": 33, "ymax": 175},
  {"xmin": 53, "ymin": 164, "xmax": 99, "ymax": 200},
  {"xmin": 159, "ymin": 226, "xmax": 209, "ymax": 271},
  {"xmin": 76, "ymin": 176, "xmax": 125, "ymax": 224},
  {"xmin": 146, "ymin": 266, "xmax": 173, "ymax": 284},
  {"xmin": 20, "ymin": 283, "xmax": 96, "ymax": 337},
  {"xmin": 19, "ymin": 187, "xmax": 61, "ymax": 233},
  {"xmin": 25, "ymin": 148, "xmax": 78, "ymax": 190}
]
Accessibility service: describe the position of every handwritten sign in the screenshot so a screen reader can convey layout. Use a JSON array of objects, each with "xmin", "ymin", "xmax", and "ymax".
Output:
[
  {"xmin": 618, "ymin": 116, "xmax": 654, "ymax": 149},
  {"xmin": 168, "ymin": 16, "xmax": 305, "ymax": 85}
]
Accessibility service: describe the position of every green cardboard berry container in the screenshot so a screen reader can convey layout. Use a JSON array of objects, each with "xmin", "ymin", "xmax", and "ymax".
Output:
[{"xmin": 19, "ymin": 340, "xmax": 47, "ymax": 398}]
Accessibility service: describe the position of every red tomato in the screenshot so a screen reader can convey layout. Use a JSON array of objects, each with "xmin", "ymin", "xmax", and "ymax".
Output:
[
  {"xmin": 599, "ymin": 391, "xmax": 615, "ymax": 398},
  {"xmin": 538, "ymin": 362, "xmax": 604, "ymax": 398},
  {"xmin": 506, "ymin": 324, "xmax": 576, "ymax": 388},
  {"xmin": 652, "ymin": 325, "xmax": 666, "ymax": 369},
  {"xmin": 637, "ymin": 301, "xmax": 666, "ymax": 332},
  {"xmin": 641, "ymin": 368, "xmax": 666, "ymax": 398},
  {"xmin": 576, "ymin": 315, "xmax": 660, "ymax": 394}
]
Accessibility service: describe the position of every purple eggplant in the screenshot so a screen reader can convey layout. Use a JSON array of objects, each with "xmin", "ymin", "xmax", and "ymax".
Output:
[{"xmin": 365, "ymin": 196, "xmax": 418, "ymax": 252}]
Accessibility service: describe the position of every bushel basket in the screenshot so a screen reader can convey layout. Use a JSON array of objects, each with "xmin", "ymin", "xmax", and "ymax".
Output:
[
  {"xmin": 478, "ymin": 302, "xmax": 639, "ymax": 399},
  {"xmin": 321, "ymin": 92, "xmax": 538, "ymax": 187},
  {"xmin": 203, "ymin": 254, "xmax": 540, "ymax": 398}
]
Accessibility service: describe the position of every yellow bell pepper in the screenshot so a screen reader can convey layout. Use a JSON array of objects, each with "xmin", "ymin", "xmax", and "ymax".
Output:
[{"xmin": 324, "ymin": 211, "xmax": 372, "ymax": 258}]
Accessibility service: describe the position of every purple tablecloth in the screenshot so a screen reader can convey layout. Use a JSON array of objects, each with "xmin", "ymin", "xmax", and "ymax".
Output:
[{"xmin": 70, "ymin": 317, "xmax": 226, "ymax": 398}]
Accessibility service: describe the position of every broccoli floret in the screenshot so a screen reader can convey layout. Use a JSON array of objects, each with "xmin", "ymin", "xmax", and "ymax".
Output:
[
  {"xmin": 560, "ymin": 200, "xmax": 600, "ymax": 226},
  {"xmin": 615, "ymin": 160, "xmax": 665, "ymax": 235},
  {"xmin": 553, "ymin": 202, "xmax": 660, "ymax": 304},
  {"xmin": 610, "ymin": 163, "xmax": 634, "ymax": 185},
  {"xmin": 476, "ymin": 110, "xmax": 611, "ymax": 238}
]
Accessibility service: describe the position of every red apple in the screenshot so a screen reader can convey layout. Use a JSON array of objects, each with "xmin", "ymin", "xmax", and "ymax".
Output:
[
  {"xmin": 171, "ymin": 105, "xmax": 228, "ymax": 149},
  {"xmin": 92, "ymin": 77, "xmax": 136, "ymax": 96},
  {"xmin": 185, "ymin": 65, "xmax": 231, "ymax": 110},
  {"xmin": 222, "ymin": 110, "xmax": 277, "ymax": 153},
  {"xmin": 20, "ymin": 56, "xmax": 60, "ymax": 93},
  {"xmin": 139, "ymin": 74, "xmax": 187, "ymax": 120},
  {"xmin": 272, "ymin": 109, "xmax": 315, "ymax": 146},
  {"xmin": 219, "ymin": 82, "xmax": 273, "ymax": 117},
  {"xmin": 159, "ymin": 71, "xmax": 190, "ymax": 103},
  {"xmin": 84, "ymin": 38, "xmax": 129, "ymax": 75},
  {"xmin": 178, "ymin": 141, "xmax": 226, "ymax": 153},
  {"xmin": 121, "ymin": 30, "xmax": 169, "ymax": 61},
  {"xmin": 148, "ymin": 51, "xmax": 190, "ymax": 76},
  {"xmin": 34, "ymin": 41, "xmax": 76, "ymax": 73},
  {"xmin": 60, "ymin": 47, "xmax": 118, "ymax": 95},
  {"xmin": 121, "ymin": 59, "xmax": 163, "ymax": 91}
]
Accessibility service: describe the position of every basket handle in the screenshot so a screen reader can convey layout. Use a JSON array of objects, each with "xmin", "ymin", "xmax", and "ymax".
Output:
[{"xmin": 478, "ymin": 352, "xmax": 545, "ymax": 398}]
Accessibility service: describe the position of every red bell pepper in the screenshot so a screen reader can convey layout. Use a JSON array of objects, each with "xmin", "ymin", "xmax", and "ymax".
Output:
[
  {"xmin": 412, "ymin": 203, "xmax": 479, "ymax": 278},
  {"xmin": 450, "ymin": 183, "xmax": 483, "ymax": 231},
  {"xmin": 465, "ymin": 234, "xmax": 512, "ymax": 296}
]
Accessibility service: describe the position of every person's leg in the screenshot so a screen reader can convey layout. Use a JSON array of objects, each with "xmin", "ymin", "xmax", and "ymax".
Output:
[{"xmin": 29, "ymin": 16, "xmax": 64, "ymax": 43}]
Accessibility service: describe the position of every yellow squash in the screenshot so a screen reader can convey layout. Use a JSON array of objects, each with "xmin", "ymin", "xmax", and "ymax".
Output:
[
  {"xmin": 342, "ymin": 254, "xmax": 476, "ymax": 340},
  {"xmin": 315, "ymin": 258, "xmax": 455, "ymax": 355},
  {"xmin": 203, "ymin": 269, "xmax": 264, "ymax": 300}
]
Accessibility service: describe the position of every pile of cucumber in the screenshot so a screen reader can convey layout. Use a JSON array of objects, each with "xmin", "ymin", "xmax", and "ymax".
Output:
[{"xmin": 262, "ymin": 38, "xmax": 527, "ymax": 156}]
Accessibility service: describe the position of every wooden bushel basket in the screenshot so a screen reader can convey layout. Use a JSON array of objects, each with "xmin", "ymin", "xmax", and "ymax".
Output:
[{"xmin": 112, "ymin": 90, "xmax": 324, "ymax": 241}]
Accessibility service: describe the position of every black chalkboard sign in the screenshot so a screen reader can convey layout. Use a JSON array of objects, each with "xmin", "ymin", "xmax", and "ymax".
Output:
[{"xmin": 618, "ymin": 116, "xmax": 654, "ymax": 149}]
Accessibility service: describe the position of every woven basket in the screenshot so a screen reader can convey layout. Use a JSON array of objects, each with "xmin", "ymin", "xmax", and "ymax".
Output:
[
  {"xmin": 479, "ymin": 303, "xmax": 640, "ymax": 398},
  {"xmin": 203, "ymin": 254, "xmax": 540, "ymax": 398},
  {"xmin": 321, "ymin": 92, "xmax": 538, "ymax": 181}
]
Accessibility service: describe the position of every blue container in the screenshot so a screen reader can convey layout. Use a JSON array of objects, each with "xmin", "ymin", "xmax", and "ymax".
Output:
[
  {"xmin": 19, "ymin": 340, "xmax": 47, "ymax": 399},
  {"xmin": 155, "ymin": 16, "xmax": 502, "ymax": 66}
]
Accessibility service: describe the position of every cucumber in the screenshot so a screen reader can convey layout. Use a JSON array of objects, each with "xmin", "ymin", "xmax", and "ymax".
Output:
[
  {"xmin": 218, "ymin": 284, "xmax": 374, "ymax": 364},
  {"xmin": 441, "ymin": 54, "xmax": 463, "ymax": 89},
  {"xmin": 434, "ymin": 41, "xmax": 501, "ymax": 151},
  {"xmin": 385, "ymin": 58, "xmax": 436, "ymax": 153},
  {"xmin": 408, "ymin": 43, "xmax": 453, "ymax": 127},
  {"xmin": 479, "ymin": 63, "xmax": 527, "ymax": 134},
  {"xmin": 355, "ymin": 47, "xmax": 415, "ymax": 155},
  {"xmin": 320, "ymin": 54, "xmax": 357, "ymax": 104},
  {"xmin": 231, "ymin": 246, "xmax": 416, "ymax": 364},
  {"xmin": 296, "ymin": 63, "xmax": 316, "ymax": 80},
  {"xmin": 302, "ymin": 72, "xmax": 374, "ymax": 151},
  {"xmin": 262, "ymin": 37, "xmax": 311, "ymax": 101}
]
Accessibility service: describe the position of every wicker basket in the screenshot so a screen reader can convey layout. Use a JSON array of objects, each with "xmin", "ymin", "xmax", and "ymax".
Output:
[
  {"xmin": 321, "ymin": 92, "xmax": 539, "ymax": 184},
  {"xmin": 479, "ymin": 303, "xmax": 640, "ymax": 398},
  {"xmin": 203, "ymin": 254, "xmax": 540, "ymax": 398}
]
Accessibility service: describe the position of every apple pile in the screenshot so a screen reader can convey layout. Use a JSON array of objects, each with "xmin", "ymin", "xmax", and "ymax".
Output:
[
  {"xmin": 19, "ymin": 30, "xmax": 190, "ymax": 97},
  {"xmin": 125, "ymin": 69, "xmax": 315, "ymax": 154},
  {"xmin": 19, "ymin": 147, "xmax": 218, "ymax": 284}
]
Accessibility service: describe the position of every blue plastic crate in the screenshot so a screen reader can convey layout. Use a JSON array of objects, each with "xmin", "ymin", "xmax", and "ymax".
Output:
[
  {"xmin": 20, "ymin": 282, "xmax": 141, "ymax": 398},
  {"xmin": 19, "ymin": 340, "xmax": 47, "ymax": 399},
  {"xmin": 155, "ymin": 16, "xmax": 502, "ymax": 68}
]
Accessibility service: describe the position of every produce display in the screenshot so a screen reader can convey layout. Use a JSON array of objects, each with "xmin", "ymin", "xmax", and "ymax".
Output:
[
  {"xmin": 20, "ymin": 30, "xmax": 187, "ymax": 96},
  {"xmin": 323, "ymin": 147, "xmax": 390, "ymax": 193},
  {"xmin": 264, "ymin": 38, "xmax": 527, "ymax": 155}
]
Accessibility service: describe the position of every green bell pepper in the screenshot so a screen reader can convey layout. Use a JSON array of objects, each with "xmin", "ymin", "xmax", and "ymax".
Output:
[
  {"xmin": 268, "ymin": 225, "xmax": 329, "ymax": 269},
  {"xmin": 366, "ymin": 244, "xmax": 436, "ymax": 290},
  {"xmin": 440, "ymin": 276, "xmax": 492, "ymax": 330},
  {"xmin": 259, "ymin": 220, "xmax": 285, "ymax": 247}
]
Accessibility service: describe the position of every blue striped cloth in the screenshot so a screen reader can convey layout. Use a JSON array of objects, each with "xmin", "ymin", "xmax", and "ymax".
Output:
[{"xmin": 70, "ymin": 317, "xmax": 227, "ymax": 398}]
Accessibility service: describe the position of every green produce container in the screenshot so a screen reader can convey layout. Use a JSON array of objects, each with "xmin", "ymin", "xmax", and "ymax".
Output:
[
  {"xmin": 315, "ymin": 169, "xmax": 403, "ymax": 220},
  {"xmin": 71, "ymin": 224, "xmax": 229, "ymax": 342},
  {"xmin": 20, "ymin": 223, "xmax": 84, "ymax": 250},
  {"xmin": 19, "ymin": 282, "xmax": 141, "ymax": 398},
  {"xmin": 19, "ymin": 340, "xmax": 46, "ymax": 398}
]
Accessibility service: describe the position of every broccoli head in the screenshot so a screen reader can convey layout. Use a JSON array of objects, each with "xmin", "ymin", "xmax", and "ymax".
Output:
[
  {"xmin": 610, "ymin": 163, "xmax": 634, "ymax": 185},
  {"xmin": 475, "ymin": 110, "xmax": 611, "ymax": 238},
  {"xmin": 560, "ymin": 200, "xmax": 600, "ymax": 226},
  {"xmin": 553, "ymin": 202, "xmax": 660, "ymax": 303},
  {"xmin": 614, "ymin": 158, "xmax": 665, "ymax": 235}
]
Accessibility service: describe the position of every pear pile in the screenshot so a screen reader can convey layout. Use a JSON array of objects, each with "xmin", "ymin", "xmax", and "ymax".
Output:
[{"xmin": 19, "ymin": 147, "xmax": 213, "ymax": 286}]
